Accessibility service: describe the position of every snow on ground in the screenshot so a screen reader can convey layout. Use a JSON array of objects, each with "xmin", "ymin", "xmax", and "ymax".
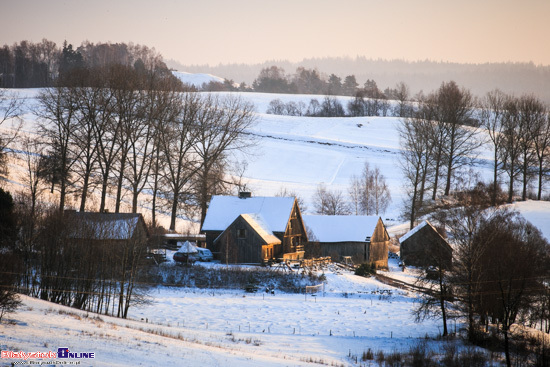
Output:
[
  {"xmin": 2, "ymin": 266, "xmax": 449, "ymax": 367},
  {"xmin": 512, "ymin": 200, "xmax": 550, "ymax": 242}
]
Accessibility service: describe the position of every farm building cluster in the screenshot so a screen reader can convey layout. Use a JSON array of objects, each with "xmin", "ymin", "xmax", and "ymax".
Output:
[
  {"xmin": 201, "ymin": 193, "xmax": 392, "ymax": 267},
  {"xmin": 64, "ymin": 194, "xmax": 453, "ymax": 271}
]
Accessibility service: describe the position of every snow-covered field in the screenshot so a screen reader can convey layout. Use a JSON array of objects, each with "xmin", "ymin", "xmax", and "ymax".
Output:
[{"xmin": 2, "ymin": 264, "xmax": 450, "ymax": 367}]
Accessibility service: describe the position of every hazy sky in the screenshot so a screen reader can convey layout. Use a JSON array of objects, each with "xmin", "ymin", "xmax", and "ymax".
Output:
[{"xmin": 3, "ymin": 0, "xmax": 550, "ymax": 66}]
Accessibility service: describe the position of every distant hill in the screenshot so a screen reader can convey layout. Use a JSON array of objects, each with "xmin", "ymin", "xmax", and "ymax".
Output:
[
  {"xmin": 167, "ymin": 57, "xmax": 550, "ymax": 102},
  {"xmin": 171, "ymin": 71, "xmax": 225, "ymax": 87}
]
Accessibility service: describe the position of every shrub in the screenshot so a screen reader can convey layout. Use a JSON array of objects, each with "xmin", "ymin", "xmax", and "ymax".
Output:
[{"xmin": 354, "ymin": 262, "xmax": 376, "ymax": 277}]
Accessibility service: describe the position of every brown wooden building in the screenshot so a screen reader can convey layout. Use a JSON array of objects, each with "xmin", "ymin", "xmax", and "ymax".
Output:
[
  {"xmin": 399, "ymin": 220, "xmax": 452, "ymax": 269},
  {"xmin": 68, "ymin": 212, "xmax": 149, "ymax": 244},
  {"xmin": 303, "ymin": 215, "xmax": 390, "ymax": 268},
  {"xmin": 201, "ymin": 194, "xmax": 307, "ymax": 264}
]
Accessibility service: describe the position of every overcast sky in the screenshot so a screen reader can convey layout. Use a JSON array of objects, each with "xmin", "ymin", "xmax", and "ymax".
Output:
[{"xmin": 3, "ymin": 0, "xmax": 549, "ymax": 66}]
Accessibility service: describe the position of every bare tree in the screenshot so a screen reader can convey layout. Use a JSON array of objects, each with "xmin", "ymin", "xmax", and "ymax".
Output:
[
  {"xmin": 516, "ymin": 94, "xmax": 546, "ymax": 201},
  {"xmin": 127, "ymin": 78, "xmax": 180, "ymax": 214},
  {"xmin": 413, "ymin": 261, "xmax": 452, "ymax": 337},
  {"xmin": 193, "ymin": 94, "xmax": 256, "ymax": 226},
  {"xmin": 109, "ymin": 65, "xmax": 143, "ymax": 213},
  {"xmin": 393, "ymin": 81, "xmax": 411, "ymax": 117},
  {"xmin": 398, "ymin": 115, "xmax": 436, "ymax": 229},
  {"xmin": 36, "ymin": 87, "xmax": 80, "ymax": 211},
  {"xmin": 312, "ymin": 183, "xmax": 349, "ymax": 215},
  {"xmin": 73, "ymin": 81, "xmax": 109, "ymax": 211},
  {"xmin": 479, "ymin": 90, "xmax": 509, "ymax": 206},
  {"xmin": 0, "ymin": 90, "xmax": 24, "ymax": 177},
  {"xmin": 435, "ymin": 81, "xmax": 479, "ymax": 196},
  {"xmin": 351, "ymin": 162, "xmax": 392, "ymax": 216},
  {"xmin": 500, "ymin": 98, "xmax": 523, "ymax": 203},
  {"xmin": 158, "ymin": 92, "xmax": 200, "ymax": 231},
  {"xmin": 18, "ymin": 137, "xmax": 45, "ymax": 217},
  {"xmin": 533, "ymin": 111, "xmax": 550, "ymax": 200},
  {"xmin": 348, "ymin": 174, "xmax": 362, "ymax": 215}
]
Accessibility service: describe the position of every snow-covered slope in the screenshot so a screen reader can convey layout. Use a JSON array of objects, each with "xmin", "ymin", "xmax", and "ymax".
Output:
[
  {"xmin": 1, "ymin": 89, "xmax": 549, "ymax": 238},
  {"xmin": 512, "ymin": 200, "xmax": 550, "ymax": 242}
]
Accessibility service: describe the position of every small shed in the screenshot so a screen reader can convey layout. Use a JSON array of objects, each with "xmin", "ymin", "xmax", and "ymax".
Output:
[
  {"xmin": 303, "ymin": 215, "xmax": 390, "ymax": 268},
  {"xmin": 68, "ymin": 212, "xmax": 149, "ymax": 244},
  {"xmin": 399, "ymin": 220, "xmax": 452, "ymax": 269}
]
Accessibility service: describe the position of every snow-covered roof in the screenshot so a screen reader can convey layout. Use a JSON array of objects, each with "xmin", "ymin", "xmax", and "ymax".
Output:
[
  {"xmin": 302, "ymin": 215, "xmax": 380, "ymax": 243},
  {"xmin": 201, "ymin": 196, "xmax": 295, "ymax": 233},
  {"xmin": 399, "ymin": 220, "xmax": 444, "ymax": 244},
  {"xmin": 240, "ymin": 213, "xmax": 281, "ymax": 245},
  {"xmin": 68, "ymin": 212, "xmax": 145, "ymax": 240}
]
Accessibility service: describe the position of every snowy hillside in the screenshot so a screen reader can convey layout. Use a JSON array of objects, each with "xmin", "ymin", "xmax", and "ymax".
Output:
[{"xmin": 1, "ymin": 88, "xmax": 549, "ymax": 238}]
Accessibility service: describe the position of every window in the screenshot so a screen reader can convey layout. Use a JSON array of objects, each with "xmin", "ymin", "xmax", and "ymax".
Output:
[{"xmin": 237, "ymin": 228, "xmax": 246, "ymax": 239}]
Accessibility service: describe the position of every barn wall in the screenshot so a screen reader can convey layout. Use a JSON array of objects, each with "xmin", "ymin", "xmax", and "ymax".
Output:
[
  {"xmin": 283, "ymin": 201, "xmax": 307, "ymax": 254},
  {"xmin": 400, "ymin": 225, "xmax": 452, "ymax": 268},
  {"xmin": 370, "ymin": 219, "xmax": 389, "ymax": 269},
  {"xmin": 216, "ymin": 216, "xmax": 266, "ymax": 264},
  {"xmin": 311, "ymin": 242, "xmax": 367, "ymax": 263}
]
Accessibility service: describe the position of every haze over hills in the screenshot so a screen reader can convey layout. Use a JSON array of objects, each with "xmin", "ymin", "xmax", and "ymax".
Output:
[{"xmin": 167, "ymin": 57, "xmax": 550, "ymax": 102}]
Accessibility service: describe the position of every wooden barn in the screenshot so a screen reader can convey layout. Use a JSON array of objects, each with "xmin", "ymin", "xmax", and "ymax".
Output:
[
  {"xmin": 201, "ymin": 194, "xmax": 307, "ymax": 264},
  {"xmin": 68, "ymin": 212, "xmax": 149, "ymax": 245},
  {"xmin": 399, "ymin": 220, "xmax": 452, "ymax": 269},
  {"xmin": 302, "ymin": 215, "xmax": 390, "ymax": 268}
]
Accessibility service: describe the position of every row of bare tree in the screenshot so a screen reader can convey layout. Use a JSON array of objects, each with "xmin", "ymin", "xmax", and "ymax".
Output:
[
  {"xmin": 400, "ymin": 81, "xmax": 550, "ymax": 230},
  {"xmin": 30, "ymin": 65, "xmax": 254, "ymax": 230}
]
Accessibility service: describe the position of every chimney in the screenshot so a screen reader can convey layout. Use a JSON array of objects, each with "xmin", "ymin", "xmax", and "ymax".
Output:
[{"xmin": 238, "ymin": 192, "xmax": 252, "ymax": 199}]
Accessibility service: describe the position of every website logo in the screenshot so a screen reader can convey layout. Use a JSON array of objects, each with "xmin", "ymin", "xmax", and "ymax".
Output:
[{"xmin": 57, "ymin": 347, "xmax": 95, "ymax": 359}]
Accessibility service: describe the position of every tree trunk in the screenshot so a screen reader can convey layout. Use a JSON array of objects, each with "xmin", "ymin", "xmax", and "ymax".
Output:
[
  {"xmin": 170, "ymin": 191, "xmax": 179, "ymax": 231},
  {"xmin": 508, "ymin": 164, "xmax": 514, "ymax": 203},
  {"xmin": 115, "ymin": 154, "xmax": 127, "ymax": 213},
  {"xmin": 59, "ymin": 178, "xmax": 66, "ymax": 212},
  {"xmin": 504, "ymin": 328, "xmax": 511, "ymax": 367},
  {"xmin": 132, "ymin": 187, "xmax": 138, "ymax": 214},
  {"xmin": 80, "ymin": 171, "xmax": 90, "ymax": 212},
  {"xmin": 99, "ymin": 175, "xmax": 108, "ymax": 213},
  {"xmin": 493, "ymin": 149, "xmax": 498, "ymax": 206},
  {"xmin": 537, "ymin": 160, "xmax": 543, "ymax": 200}
]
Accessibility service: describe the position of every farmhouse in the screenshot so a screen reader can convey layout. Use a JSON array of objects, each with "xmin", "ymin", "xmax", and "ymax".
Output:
[
  {"xmin": 201, "ymin": 193, "xmax": 307, "ymax": 264},
  {"xmin": 399, "ymin": 220, "xmax": 452, "ymax": 269},
  {"xmin": 303, "ymin": 215, "xmax": 390, "ymax": 268}
]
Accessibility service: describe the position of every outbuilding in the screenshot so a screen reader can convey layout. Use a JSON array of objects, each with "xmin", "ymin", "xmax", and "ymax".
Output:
[
  {"xmin": 303, "ymin": 215, "xmax": 390, "ymax": 268},
  {"xmin": 399, "ymin": 220, "xmax": 452, "ymax": 269}
]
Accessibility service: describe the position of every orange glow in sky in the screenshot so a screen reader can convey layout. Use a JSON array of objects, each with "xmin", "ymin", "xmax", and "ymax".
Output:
[{"xmin": 3, "ymin": 0, "xmax": 549, "ymax": 65}]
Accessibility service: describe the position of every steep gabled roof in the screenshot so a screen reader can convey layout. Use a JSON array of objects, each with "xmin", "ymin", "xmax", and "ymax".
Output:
[
  {"xmin": 399, "ymin": 220, "xmax": 446, "ymax": 244},
  {"xmin": 240, "ymin": 213, "xmax": 281, "ymax": 245},
  {"xmin": 302, "ymin": 215, "xmax": 381, "ymax": 243},
  {"xmin": 213, "ymin": 213, "xmax": 282, "ymax": 246},
  {"xmin": 201, "ymin": 196, "xmax": 295, "ymax": 233}
]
